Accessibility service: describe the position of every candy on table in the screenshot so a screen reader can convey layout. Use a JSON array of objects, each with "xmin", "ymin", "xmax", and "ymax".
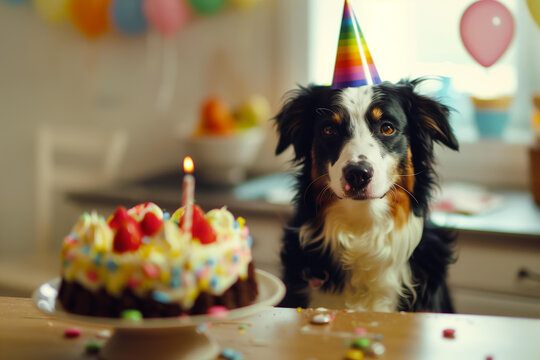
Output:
[
  {"xmin": 64, "ymin": 327, "xmax": 81, "ymax": 338},
  {"xmin": 85, "ymin": 341, "xmax": 102, "ymax": 354},
  {"xmin": 310, "ymin": 313, "xmax": 333, "ymax": 325},
  {"xmin": 442, "ymin": 328, "xmax": 456, "ymax": 339},
  {"xmin": 344, "ymin": 349, "xmax": 364, "ymax": 360},
  {"xmin": 220, "ymin": 348, "xmax": 244, "ymax": 360},
  {"xmin": 352, "ymin": 337, "xmax": 371, "ymax": 349}
]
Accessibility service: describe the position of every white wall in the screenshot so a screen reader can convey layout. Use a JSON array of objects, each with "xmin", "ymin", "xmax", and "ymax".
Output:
[{"xmin": 0, "ymin": 0, "xmax": 310, "ymax": 257}]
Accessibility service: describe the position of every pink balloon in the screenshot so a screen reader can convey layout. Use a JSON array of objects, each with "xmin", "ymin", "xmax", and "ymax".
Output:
[
  {"xmin": 144, "ymin": 0, "xmax": 190, "ymax": 37},
  {"xmin": 460, "ymin": 0, "xmax": 514, "ymax": 68}
]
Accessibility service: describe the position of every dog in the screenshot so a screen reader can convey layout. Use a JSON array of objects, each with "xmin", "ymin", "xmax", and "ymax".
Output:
[{"xmin": 274, "ymin": 78, "xmax": 459, "ymax": 313}]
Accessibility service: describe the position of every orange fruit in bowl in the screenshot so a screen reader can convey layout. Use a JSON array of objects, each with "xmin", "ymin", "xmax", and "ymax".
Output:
[{"xmin": 199, "ymin": 97, "xmax": 235, "ymax": 135}]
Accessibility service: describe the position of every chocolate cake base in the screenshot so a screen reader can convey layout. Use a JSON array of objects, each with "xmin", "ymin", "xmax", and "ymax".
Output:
[{"xmin": 58, "ymin": 262, "xmax": 258, "ymax": 318}]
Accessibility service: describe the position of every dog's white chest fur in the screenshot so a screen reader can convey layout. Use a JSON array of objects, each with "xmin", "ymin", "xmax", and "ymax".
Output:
[{"xmin": 302, "ymin": 198, "xmax": 423, "ymax": 312}]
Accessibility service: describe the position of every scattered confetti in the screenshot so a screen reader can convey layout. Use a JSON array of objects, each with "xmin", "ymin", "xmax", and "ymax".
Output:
[
  {"xmin": 121, "ymin": 309, "xmax": 142, "ymax": 321},
  {"xmin": 315, "ymin": 307, "xmax": 328, "ymax": 312},
  {"xmin": 85, "ymin": 341, "xmax": 102, "ymax": 354},
  {"xmin": 354, "ymin": 328, "xmax": 367, "ymax": 336},
  {"xmin": 64, "ymin": 327, "xmax": 81, "ymax": 338},
  {"xmin": 352, "ymin": 338, "xmax": 371, "ymax": 349},
  {"xmin": 374, "ymin": 334, "xmax": 384, "ymax": 341},
  {"xmin": 220, "ymin": 348, "xmax": 243, "ymax": 360},
  {"xmin": 97, "ymin": 329, "xmax": 112, "ymax": 339},
  {"xmin": 365, "ymin": 342, "xmax": 386, "ymax": 357},
  {"xmin": 442, "ymin": 328, "xmax": 456, "ymax": 339},
  {"xmin": 344, "ymin": 349, "xmax": 364, "ymax": 360},
  {"xmin": 297, "ymin": 307, "xmax": 303, "ymax": 312},
  {"xmin": 311, "ymin": 313, "xmax": 332, "ymax": 325}
]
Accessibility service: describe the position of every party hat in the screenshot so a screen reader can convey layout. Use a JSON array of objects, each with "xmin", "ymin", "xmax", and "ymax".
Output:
[{"xmin": 332, "ymin": 0, "xmax": 381, "ymax": 89}]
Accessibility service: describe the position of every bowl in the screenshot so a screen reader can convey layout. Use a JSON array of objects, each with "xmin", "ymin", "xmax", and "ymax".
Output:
[{"xmin": 184, "ymin": 128, "xmax": 265, "ymax": 185}]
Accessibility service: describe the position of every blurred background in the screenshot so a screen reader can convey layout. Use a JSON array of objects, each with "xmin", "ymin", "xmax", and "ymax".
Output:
[{"xmin": 1, "ymin": 0, "xmax": 539, "ymax": 317}]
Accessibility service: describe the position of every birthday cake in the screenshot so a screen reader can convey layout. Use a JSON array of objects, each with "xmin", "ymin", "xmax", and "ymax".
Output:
[{"xmin": 57, "ymin": 202, "xmax": 258, "ymax": 318}]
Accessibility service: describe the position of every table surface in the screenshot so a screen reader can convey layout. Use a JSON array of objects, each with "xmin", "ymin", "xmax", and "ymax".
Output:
[{"xmin": 1, "ymin": 297, "xmax": 540, "ymax": 360}]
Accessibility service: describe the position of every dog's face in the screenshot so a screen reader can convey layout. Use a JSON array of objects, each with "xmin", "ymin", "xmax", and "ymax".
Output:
[{"xmin": 275, "ymin": 79, "xmax": 459, "ymax": 215}]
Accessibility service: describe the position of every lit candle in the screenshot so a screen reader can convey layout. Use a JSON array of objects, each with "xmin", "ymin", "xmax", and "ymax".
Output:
[{"xmin": 182, "ymin": 156, "xmax": 195, "ymax": 235}]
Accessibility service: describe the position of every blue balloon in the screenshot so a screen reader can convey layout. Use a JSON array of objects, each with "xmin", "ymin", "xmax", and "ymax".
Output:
[
  {"xmin": 110, "ymin": 0, "xmax": 147, "ymax": 35},
  {"xmin": 2, "ymin": 0, "xmax": 31, "ymax": 4}
]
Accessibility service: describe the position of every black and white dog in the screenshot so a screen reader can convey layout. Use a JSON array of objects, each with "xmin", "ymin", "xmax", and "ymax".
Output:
[{"xmin": 274, "ymin": 79, "xmax": 459, "ymax": 312}]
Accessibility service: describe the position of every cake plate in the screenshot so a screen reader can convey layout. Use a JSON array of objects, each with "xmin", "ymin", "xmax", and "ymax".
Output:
[{"xmin": 32, "ymin": 269, "xmax": 285, "ymax": 360}]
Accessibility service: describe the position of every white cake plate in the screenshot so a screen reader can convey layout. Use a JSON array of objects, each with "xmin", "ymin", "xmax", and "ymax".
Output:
[{"xmin": 32, "ymin": 269, "xmax": 285, "ymax": 360}]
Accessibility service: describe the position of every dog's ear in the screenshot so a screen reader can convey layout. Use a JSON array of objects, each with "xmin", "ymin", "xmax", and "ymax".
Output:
[
  {"xmin": 403, "ymin": 79, "xmax": 459, "ymax": 152},
  {"xmin": 274, "ymin": 86, "xmax": 325, "ymax": 162}
]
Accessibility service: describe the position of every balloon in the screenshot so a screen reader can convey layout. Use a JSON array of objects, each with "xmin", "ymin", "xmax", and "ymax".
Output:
[
  {"xmin": 110, "ymin": 0, "xmax": 147, "ymax": 35},
  {"xmin": 528, "ymin": 0, "xmax": 540, "ymax": 29},
  {"xmin": 70, "ymin": 0, "xmax": 111, "ymax": 39},
  {"xmin": 144, "ymin": 0, "xmax": 190, "ymax": 37},
  {"xmin": 33, "ymin": 0, "xmax": 69, "ymax": 24},
  {"xmin": 460, "ymin": 0, "xmax": 514, "ymax": 68},
  {"xmin": 2, "ymin": 0, "xmax": 30, "ymax": 5},
  {"xmin": 229, "ymin": 0, "xmax": 260, "ymax": 10},
  {"xmin": 188, "ymin": 0, "xmax": 225, "ymax": 15}
]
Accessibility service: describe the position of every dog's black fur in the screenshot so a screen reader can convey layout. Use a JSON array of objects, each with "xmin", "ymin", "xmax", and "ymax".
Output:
[{"xmin": 274, "ymin": 79, "xmax": 458, "ymax": 312}]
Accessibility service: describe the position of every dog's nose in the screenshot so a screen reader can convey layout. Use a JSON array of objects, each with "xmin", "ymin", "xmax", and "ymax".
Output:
[{"xmin": 343, "ymin": 161, "xmax": 373, "ymax": 190}]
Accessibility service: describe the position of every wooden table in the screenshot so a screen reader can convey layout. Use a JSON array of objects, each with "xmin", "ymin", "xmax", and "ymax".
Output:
[{"xmin": 1, "ymin": 297, "xmax": 539, "ymax": 360}]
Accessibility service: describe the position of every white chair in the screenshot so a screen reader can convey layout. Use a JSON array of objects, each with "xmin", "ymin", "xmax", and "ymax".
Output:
[{"xmin": 0, "ymin": 126, "xmax": 128, "ymax": 296}]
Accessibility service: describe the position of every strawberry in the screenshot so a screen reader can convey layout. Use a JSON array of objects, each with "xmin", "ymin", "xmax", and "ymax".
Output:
[
  {"xmin": 140, "ymin": 212, "xmax": 163, "ymax": 236},
  {"xmin": 110, "ymin": 206, "xmax": 143, "ymax": 253},
  {"xmin": 179, "ymin": 205, "xmax": 217, "ymax": 244}
]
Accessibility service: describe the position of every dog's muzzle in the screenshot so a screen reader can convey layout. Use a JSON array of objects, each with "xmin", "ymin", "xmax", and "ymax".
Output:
[{"xmin": 343, "ymin": 161, "xmax": 373, "ymax": 192}]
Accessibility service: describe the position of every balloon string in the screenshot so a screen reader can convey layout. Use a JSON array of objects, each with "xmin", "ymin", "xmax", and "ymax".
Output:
[{"xmin": 156, "ymin": 36, "xmax": 178, "ymax": 117}]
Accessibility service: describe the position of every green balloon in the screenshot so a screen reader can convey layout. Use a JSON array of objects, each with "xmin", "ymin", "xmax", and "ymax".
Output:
[{"xmin": 188, "ymin": 0, "xmax": 226, "ymax": 15}]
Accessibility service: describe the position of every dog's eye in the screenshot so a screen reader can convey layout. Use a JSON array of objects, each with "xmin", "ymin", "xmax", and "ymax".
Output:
[
  {"xmin": 322, "ymin": 125, "xmax": 337, "ymax": 137},
  {"xmin": 380, "ymin": 123, "xmax": 395, "ymax": 135}
]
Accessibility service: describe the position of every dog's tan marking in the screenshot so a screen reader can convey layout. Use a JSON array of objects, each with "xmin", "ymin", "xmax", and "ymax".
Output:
[
  {"xmin": 332, "ymin": 113, "xmax": 342, "ymax": 125},
  {"xmin": 388, "ymin": 148, "xmax": 414, "ymax": 229},
  {"xmin": 371, "ymin": 107, "xmax": 383, "ymax": 121}
]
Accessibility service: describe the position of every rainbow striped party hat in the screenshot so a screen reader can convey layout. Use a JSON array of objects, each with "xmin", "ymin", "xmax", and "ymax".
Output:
[{"xmin": 332, "ymin": 0, "xmax": 381, "ymax": 89}]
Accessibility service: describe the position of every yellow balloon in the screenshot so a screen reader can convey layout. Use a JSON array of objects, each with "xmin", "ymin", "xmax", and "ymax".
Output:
[
  {"xmin": 33, "ymin": 0, "xmax": 69, "ymax": 24},
  {"xmin": 229, "ymin": 0, "xmax": 261, "ymax": 10},
  {"xmin": 528, "ymin": 0, "xmax": 540, "ymax": 28}
]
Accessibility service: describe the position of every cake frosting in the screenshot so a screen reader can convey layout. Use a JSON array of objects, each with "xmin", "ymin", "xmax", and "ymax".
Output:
[{"xmin": 58, "ymin": 202, "xmax": 257, "ymax": 317}]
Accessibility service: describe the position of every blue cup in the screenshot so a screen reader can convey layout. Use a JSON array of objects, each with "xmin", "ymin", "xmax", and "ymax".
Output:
[{"xmin": 472, "ymin": 96, "xmax": 513, "ymax": 139}]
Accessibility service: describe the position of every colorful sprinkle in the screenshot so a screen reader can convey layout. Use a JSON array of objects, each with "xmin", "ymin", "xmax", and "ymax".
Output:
[
  {"xmin": 296, "ymin": 307, "xmax": 303, "ymax": 312},
  {"xmin": 121, "ymin": 309, "xmax": 142, "ymax": 321},
  {"xmin": 344, "ymin": 349, "xmax": 364, "ymax": 360},
  {"xmin": 127, "ymin": 276, "xmax": 141, "ymax": 289},
  {"xmin": 152, "ymin": 290, "xmax": 171, "ymax": 303},
  {"xmin": 86, "ymin": 269, "xmax": 98, "ymax": 282},
  {"xmin": 106, "ymin": 260, "xmax": 118, "ymax": 271},
  {"xmin": 142, "ymin": 263, "xmax": 160, "ymax": 279},
  {"xmin": 64, "ymin": 327, "xmax": 81, "ymax": 338},
  {"xmin": 93, "ymin": 253, "xmax": 103, "ymax": 266},
  {"xmin": 374, "ymin": 334, "xmax": 384, "ymax": 341},
  {"xmin": 442, "ymin": 328, "xmax": 456, "ymax": 339},
  {"xmin": 85, "ymin": 341, "xmax": 102, "ymax": 354},
  {"xmin": 169, "ymin": 276, "xmax": 181, "ymax": 288},
  {"xmin": 163, "ymin": 212, "xmax": 170, "ymax": 220}
]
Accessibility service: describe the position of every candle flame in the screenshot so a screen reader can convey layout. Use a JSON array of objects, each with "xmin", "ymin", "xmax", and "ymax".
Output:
[{"xmin": 183, "ymin": 156, "xmax": 194, "ymax": 174}]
